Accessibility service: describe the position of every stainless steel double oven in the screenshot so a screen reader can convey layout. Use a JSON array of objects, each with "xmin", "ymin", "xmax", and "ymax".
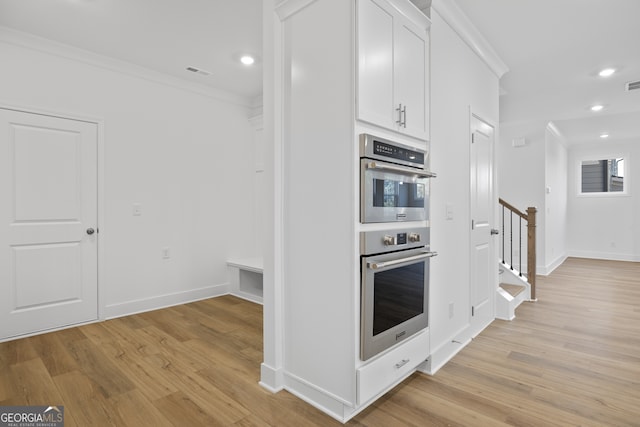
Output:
[{"xmin": 359, "ymin": 134, "xmax": 436, "ymax": 361}]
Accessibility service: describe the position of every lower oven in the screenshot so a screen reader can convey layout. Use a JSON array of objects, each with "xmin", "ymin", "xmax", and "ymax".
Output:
[{"xmin": 360, "ymin": 227, "xmax": 437, "ymax": 361}]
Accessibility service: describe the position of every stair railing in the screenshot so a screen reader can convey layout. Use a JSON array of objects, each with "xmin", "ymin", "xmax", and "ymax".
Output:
[{"xmin": 498, "ymin": 199, "xmax": 537, "ymax": 300}]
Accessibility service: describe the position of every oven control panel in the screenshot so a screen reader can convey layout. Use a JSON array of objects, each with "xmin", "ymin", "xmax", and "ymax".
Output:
[{"xmin": 360, "ymin": 227, "xmax": 430, "ymax": 255}]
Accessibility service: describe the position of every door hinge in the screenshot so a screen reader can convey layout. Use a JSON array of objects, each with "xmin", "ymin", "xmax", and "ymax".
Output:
[
  {"xmin": 471, "ymin": 306, "xmax": 475, "ymax": 317},
  {"xmin": 471, "ymin": 219, "xmax": 475, "ymax": 230}
]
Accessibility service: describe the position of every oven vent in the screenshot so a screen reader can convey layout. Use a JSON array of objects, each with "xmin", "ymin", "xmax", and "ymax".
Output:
[
  {"xmin": 626, "ymin": 80, "xmax": 640, "ymax": 92},
  {"xmin": 186, "ymin": 66, "xmax": 212, "ymax": 76}
]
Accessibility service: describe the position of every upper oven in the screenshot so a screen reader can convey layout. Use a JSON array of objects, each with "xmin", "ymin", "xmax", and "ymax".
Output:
[{"xmin": 360, "ymin": 134, "xmax": 435, "ymax": 223}]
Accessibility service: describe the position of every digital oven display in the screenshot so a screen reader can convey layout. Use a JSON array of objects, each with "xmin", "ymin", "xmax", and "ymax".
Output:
[{"xmin": 373, "ymin": 140, "xmax": 424, "ymax": 165}]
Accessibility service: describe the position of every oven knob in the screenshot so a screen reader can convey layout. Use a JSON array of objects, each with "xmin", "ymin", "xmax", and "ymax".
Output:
[
  {"xmin": 383, "ymin": 235, "xmax": 396, "ymax": 246},
  {"xmin": 408, "ymin": 233, "xmax": 421, "ymax": 243}
]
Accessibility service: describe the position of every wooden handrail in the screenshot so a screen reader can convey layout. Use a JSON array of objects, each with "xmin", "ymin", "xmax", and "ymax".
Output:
[
  {"xmin": 499, "ymin": 198, "xmax": 527, "ymax": 219},
  {"xmin": 499, "ymin": 199, "xmax": 537, "ymax": 301}
]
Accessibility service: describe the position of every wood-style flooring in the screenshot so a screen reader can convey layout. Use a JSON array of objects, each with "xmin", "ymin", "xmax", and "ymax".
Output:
[{"xmin": 1, "ymin": 257, "xmax": 639, "ymax": 426}]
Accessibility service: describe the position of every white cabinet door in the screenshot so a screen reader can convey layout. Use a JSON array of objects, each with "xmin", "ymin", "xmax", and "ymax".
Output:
[
  {"xmin": 356, "ymin": 0, "xmax": 395, "ymax": 130},
  {"xmin": 0, "ymin": 109, "xmax": 98, "ymax": 340},
  {"xmin": 356, "ymin": 0, "xmax": 429, "ymax": 140},
  {"xmin": 395, "ymin": 18, "xmax": 428, "ymax": 140}
]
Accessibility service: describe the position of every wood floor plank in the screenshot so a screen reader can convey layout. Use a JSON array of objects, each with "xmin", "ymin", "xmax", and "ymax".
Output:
[
  {"xmin": 53, "ymin": 370, "xmax": 125, "ymax": 426},
  {"xmin": 0, "ymin": 260, "xmax": 638, "ymax": 426}
]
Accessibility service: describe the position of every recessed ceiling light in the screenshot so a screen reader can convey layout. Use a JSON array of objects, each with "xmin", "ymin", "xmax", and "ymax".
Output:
[
  {"xmin": 591, "ymin": 105, "xmax": 604, "ymax": 112},
  {"xmin": 240, "ymin": 55, "xmax": 255, "ymax": 66},
  {"xmin": 598, "ymin": 68, "xmax": 616, "ymax": 77},
  {"xmin": 600, "ymin": 133, "xmax": 609, "ymax": 139}
]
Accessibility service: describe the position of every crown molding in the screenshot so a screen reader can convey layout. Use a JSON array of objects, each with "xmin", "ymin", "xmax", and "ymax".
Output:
[
  {"xmin": 0, "ymin": 26, "xmax": 253, "ymax": 108},
  {"xmin": 275, "ymin": 0, "xmax": 318, "ymax": 21},
  {"xmin": 547, "ymin": 121, "xmax": 568, "ymax": 148},
  {"xmin": 431, "ymin": 0, "xmax": 508, "ymax": 78}
]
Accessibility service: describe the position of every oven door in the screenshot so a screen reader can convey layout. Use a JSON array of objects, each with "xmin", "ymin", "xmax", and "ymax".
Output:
[
  {"xmin": 360, "ymin": 159, "xmax": 431, "ymax": 223},
  {"xmin": 361, "ymin": 248, "xmax": 436, "ymax": 360}
]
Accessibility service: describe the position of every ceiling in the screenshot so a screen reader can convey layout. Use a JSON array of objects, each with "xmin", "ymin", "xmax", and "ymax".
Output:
[
  {"xmin": 454, "ymin": 0, "xmax": 640, "ymax": 145},
  {"xmin": 1, "ymin": 0, "xmax": 639, "ymax": 145},
  {"xmin": 0, "ymin": 0, "xmax": 263, "ymax": 103}
]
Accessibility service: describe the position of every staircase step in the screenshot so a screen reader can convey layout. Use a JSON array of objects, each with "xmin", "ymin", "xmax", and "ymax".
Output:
[{"xmin": 500, "ymin": 283, "xmax": 526, "ymax": 298}]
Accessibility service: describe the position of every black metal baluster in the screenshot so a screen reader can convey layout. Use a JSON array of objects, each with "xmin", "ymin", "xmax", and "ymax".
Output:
[
  {"xmin": 502, "ymin": 205, "xmax": 505, "ymax": 264},
  {"xmin": 510, "ymin": 211, "xmax": 513, "ymax": 270},
  {"xmin": 519, "ymin": 216, "xmax": 523, "ymax": 276}
]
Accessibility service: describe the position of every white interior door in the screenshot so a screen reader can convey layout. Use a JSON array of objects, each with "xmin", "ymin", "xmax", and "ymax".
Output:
[
  {"xmin": 0, "ymin": 108, "xmax": 98, "ymax": 340},
  {"xmin": 469, "ymin": 114, "xmax": 495, "ymax": 337}
]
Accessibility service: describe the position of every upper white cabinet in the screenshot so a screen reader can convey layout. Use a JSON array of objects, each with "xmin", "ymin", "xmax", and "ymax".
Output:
[{"xmin": 356, "ymin": 0, "xmax": 429, "ymax": 140}]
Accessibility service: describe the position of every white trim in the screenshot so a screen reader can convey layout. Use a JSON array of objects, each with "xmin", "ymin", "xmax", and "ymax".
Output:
[
  {"xmin": 567, "ymin": 251, "xmax": 640, "ymax": 263},
  {"xmin": 546, "ymin": 121, "xmax": 568, "ymax": 148},
  {"xmin": 259, "ymin": 363, "xmax": 285, "ymax": 392},
  {"xmin": 431, "ymin": 0, "xmax": 508, "ymax": 78},
  {"xmin": 422, "ymin": 326, "xmax": 471, "ymax": 375},
  {"xmin": 275, "ymin": 0, "xmax": 318, "ymax": 21},
  {"xmin": 103, "ymin": 283, "xmax": 229, "ymax": 319},
  {"xmin": 0, "ymin": 26, "xmax": 253, "ymax": 108},
  {"xmin": 539, "ymin": 253, "xmax": 567, "ymax": 276},
  {"xmin": 283, "ymin": 372, "xmax": 352, "ymax": 423}
]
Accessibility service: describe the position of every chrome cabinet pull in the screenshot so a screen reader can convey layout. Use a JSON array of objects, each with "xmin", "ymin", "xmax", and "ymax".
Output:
[
  {"xmin": 396, "ymin": 103, "xmax": 403, "ymax": 125},
  {"xmin": 395, "ymin": 359, "xmax": 410, "ymax": 369},
  {"xmin": 401, "ymin": 105, "xmax": 407, "ymax": 128}
]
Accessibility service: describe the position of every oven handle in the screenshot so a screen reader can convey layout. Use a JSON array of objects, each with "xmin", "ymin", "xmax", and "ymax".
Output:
[
  {"xmin": 365, "ymin": 161, "xmax": 437, "ymax": 179},
  {"xmin": 368, "ymin": 251, "xmax": 438, "ymax": 270}
]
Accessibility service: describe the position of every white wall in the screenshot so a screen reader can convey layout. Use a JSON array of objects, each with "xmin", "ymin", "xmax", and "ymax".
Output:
[
  {"xmin": 0, "ymin": 33, "xmax": 257, "ymax": 318},
  {"xmin": 567, "ymin": 140, "xmax": 640, "ymax": 261},
  {"xmin": 544, "ymin": 124, "xmax": 568, "ymax": 271},
  {"xmin": 429, "ymin": 7, "xmax": 499, "ymax": 370},
  {"xmin": 497, "ymin": 120, "xmax": 546, "ymax": 271}
]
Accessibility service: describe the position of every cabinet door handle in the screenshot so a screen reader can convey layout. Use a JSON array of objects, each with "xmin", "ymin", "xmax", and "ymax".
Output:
[
  {"xmin": 396, "ymin": 103, "xmax": 403, "ymax": 125},
  {"xmin": 401, "ymin": 105, "xmax": 407, "ymax": 128},
  {"xmin": 395, "ymin": 358, "xmax": 410, "ymax": 369}
]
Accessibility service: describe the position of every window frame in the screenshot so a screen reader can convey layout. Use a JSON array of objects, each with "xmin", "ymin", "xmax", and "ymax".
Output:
[{"xmin": 576, "ymin": 153, "xmax": 630, "ymax": 198}]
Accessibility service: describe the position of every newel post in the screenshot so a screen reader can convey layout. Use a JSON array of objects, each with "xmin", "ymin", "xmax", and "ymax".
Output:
[{"xmin": 526, "ymin": 207, "xmax": 537, "ymax": 300}]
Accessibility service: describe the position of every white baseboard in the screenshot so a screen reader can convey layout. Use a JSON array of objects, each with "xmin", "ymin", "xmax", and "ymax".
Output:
[
  {"xmin": 259, "ymin": 363, "xmax": 284, "ymax": 393},
  {"xmin": 422, "ymin": 326, "xmax": 471, "ymax": 375},
  {"xmin": 103, "ymin": 283, "xmax": 230, "ymax": 319},
  {"xmin": 540, "ymin": 253, "xmax": 568, "ymax": 276},
  {"xmin": 283, "ymin": 372, "xmax": 353, "ymax": 423},
  {"xmin": 568, "ymin": 250, "xmax": 640, "ymax": 263}
]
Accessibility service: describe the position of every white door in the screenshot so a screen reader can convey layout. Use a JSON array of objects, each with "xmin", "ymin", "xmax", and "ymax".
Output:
[
  {"xmin": 469, "ymin": 114, "xmax": 495, "ymax": 337},
  {"xmin": 0, "ymin": 108, "xmax": 98, "ymax": 340}
]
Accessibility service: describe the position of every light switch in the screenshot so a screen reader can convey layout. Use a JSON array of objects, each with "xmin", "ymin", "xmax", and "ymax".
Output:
[
  {"xmin": 446, "ymin": 203, "xmax": 454, "ymax": 220},
  {"xmin": 133, "ymin": 203, "xmax": 142, "ymax": 216}
]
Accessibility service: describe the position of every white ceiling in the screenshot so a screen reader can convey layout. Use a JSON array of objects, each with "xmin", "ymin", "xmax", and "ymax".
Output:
[
  {"xmin": 1, "ymin": 0, "xmax": 639, "ymax": 145},
  {"xmin": 454, "ymin": 0, "xmax": 640, "ymax": 145},
  {"xmin": 0, "ymin": 0, "xmax": 263, "ymax": 103}
]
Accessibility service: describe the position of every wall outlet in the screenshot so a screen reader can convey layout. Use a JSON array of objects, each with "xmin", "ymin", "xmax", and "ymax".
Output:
[
  {"xmin": 162, "ymin": 247, "xmax": 171, "ymax": 259},
  {"xmin": 449, "ymin": 303, "xmax": 454, "ymax": 319}
]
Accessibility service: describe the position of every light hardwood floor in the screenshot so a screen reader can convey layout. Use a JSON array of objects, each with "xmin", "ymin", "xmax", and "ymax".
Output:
[{"xmin": 1, "ymin": 257, "xmax": 639, "ymax": 426}]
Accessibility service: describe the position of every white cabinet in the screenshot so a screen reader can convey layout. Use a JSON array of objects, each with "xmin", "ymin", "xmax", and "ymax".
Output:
[
  {"xmin": 274, "ymin": 0, "xmax": 430, "ymax": 422},
  {"xmin": 357, "ymin": 0, "xmax": 429, "ymax": 140}
]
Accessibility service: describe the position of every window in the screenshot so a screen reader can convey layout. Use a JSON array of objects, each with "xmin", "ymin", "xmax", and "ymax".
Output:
[{"xmin": 579, "ymin": 157, "xmax": 626, "ymax": 195}]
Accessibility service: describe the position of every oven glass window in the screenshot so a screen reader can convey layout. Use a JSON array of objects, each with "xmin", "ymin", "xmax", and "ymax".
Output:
[
  {"xmin": 373, "ymin": 179, "xmax": 424, "ymax": 208},
  {"xmin": 373, "ymin": 262, "xmax": 424, "ymax": 336}
]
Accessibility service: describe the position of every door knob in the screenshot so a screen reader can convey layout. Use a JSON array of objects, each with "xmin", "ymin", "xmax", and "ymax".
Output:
[{"xmin": 86, "ymin": 228, "xmax": 95, "ymax": 235}]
